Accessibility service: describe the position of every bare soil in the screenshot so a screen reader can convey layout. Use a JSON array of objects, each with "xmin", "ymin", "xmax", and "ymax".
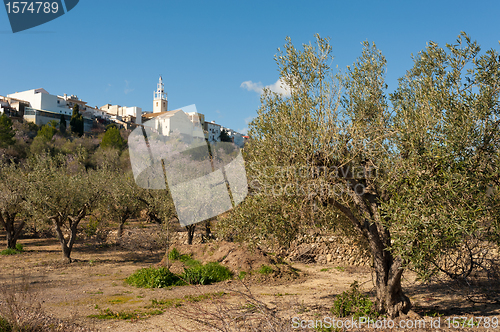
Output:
[{"xmin": 1, "ymin": 222, "xmax": 499, "ymax": 331}]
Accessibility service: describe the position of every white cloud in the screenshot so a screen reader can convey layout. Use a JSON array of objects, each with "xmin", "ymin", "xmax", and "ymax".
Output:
[
  {"xmin": 240, "ymin": 78, "xmax": 290, "ymax": 96},
  {"xmin": 240, "ymin": 80, "xmax": 264, "ymax": 94},
  {"xmin": 266, "ymin": 78, "xmax": 290, "ymax": 96}
]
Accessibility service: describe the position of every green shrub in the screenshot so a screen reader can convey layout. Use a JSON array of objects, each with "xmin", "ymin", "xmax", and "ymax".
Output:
[
  {"xmin": 0, "ymin": 249, "xmax": 18, "ymax": 255},
  {"xmin": 258, "ymin": 265, "xmax": 274, "ymax": 275},
  {"xmin": 331, "ymin": 281, "xmax": 378, "ymax": 319},
  {"xmin": 0, "ymin": 316, "xmax": 12, "ymax": 332},
  {"xmin": 182, "ymin": 262, "xmax": 233, "ymax": 285},
  {"xmin": 167, "ymin": 248, "xmax": 200, "ymax": 266},
  {"xmin": 126, "ymin": 267, "xmax": 186, "ymax": 288},
  {"xmin": 0, "ymin": 244, "xmax": 24, "ymax": 256},
  {"xmin": 168, "ymin": 247, "xmax": 181, "ymax": 261},
  {"xmin": 83, "ymin": 217, "xmax": 100, "ymax": 237}
]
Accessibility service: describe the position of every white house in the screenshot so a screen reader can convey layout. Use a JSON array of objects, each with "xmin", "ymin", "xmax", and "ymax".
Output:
[
  {"xmin": 205, "ymin": 121, "xmax": 221, "ymax": 143},
  {"xmin": 100, "ymin": 104, "xmax": 142, "ymax": 124},
  {"xmin": 142, "ymin": 109, "xmax": 205, "ymax": 139},
  {"xmin": 222, "ymin": 127, "xmax": 244, "ymax": 148},
  {"xmin": 7, "ymin": 88, "xmax": 94, "ymax": 132}
]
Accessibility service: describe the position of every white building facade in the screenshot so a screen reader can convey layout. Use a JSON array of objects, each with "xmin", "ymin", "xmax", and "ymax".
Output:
[
  {"xmin": 205, "ymin": 121, "xmax": 221, "ymax": 143},
  {"xmin": 7, "ymin": 88, "xmax": 94, "ymax": 132}
]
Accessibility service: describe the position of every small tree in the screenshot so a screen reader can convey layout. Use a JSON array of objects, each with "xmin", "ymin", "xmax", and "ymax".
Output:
[
  {"xmin": 36, "ymin": 123, "xmax": 57, "ymax": 141},
  {"xmin": 102, "ymin": 169, "xmax": 145, "ymax": 240},
  {"xmin": 219, "ymin": 129, "xmax": 232, "ymax": 143},
  {"xmin": 0, "ymin": 113, "xmax": 16, "ymax": 149},
  {"xmin": 59, "ymin": 113, "xmax": 67, "ymax": 134},
  {"xmin": 100, "ymin": 125, "xmax": 125, "ymax": 150},
  {"xmin": 70, "ymin": 104, "xmax": 84, "ymax": 136},
  {"xmin": 0, "ymin": 162, "xmax": 27, "ymax": 249},
  {"xmin": 26, "ymin": 154, "xmax": 103, "ymax": 262}
]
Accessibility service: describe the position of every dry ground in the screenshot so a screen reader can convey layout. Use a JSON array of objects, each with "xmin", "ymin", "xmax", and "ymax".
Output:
[{"xmin": 0, "ymin": 222, "xmax": 499, "ymax": 331}]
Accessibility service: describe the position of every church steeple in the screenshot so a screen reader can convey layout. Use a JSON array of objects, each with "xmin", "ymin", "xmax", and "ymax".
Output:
[{"xmin": 153, "ymin": 75, "xmax": 168, "ymax": 113}]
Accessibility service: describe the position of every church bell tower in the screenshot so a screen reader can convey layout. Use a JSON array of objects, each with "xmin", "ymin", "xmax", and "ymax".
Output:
[{"xmin": 153, "ymin": 75, "xmax": 168, "ymax": 113}]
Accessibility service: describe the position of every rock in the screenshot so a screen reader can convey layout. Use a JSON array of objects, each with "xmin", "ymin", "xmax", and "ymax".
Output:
[{"xmin": 327, "ymin": 254, "xmax": 332, "ymax": 262}]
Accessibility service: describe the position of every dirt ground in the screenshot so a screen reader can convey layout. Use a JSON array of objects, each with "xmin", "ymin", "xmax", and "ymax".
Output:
[{"xmin": 1, "ymin": 222, "xmax": 499, "ymax": 331}]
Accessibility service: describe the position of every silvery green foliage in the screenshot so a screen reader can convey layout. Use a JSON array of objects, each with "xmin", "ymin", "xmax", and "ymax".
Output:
[{"xmin": 223, "ymin": 33, "xmax": 500, "ymax": 316}]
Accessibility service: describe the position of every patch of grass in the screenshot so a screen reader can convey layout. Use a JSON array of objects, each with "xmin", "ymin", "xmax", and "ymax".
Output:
[
  {"xmin": 238, "ymin": 271, "xmax": 247, "ymax": 280},
  {"xmin": 331, "ymin": 281, "xmax": 378, "ymax": 320},
  {"xmin": 258, "ymin": 265, "xmax": 274, "ymax": 275},
  {"xmin": 0, "ymin": 316, "xmax": 12, "ymax": 332},
  {"xmin": 182, "ymin": 262, "xmax": 232, "ymax": 285},
  {"xmin": 320, "ymin": 268, "xmax": 331, "ymax": 272},
  {"xmin": 125, "ymin": 267, "xmax": 186, "ymax": 288},
  {"xmin": 151, "ymin": 292, "xmax": 226, "ymax": 309},
  {"xmin": 128, "ymin": 248, "xmax": 232, "ymax": 289},
  {"xmin": 126, "ymin": 266, "xmax": 187, "ymax": 288},
  {"xmin": 167, "ymin": 247, "xmax": 181, "ymax": 261},
  {"xmin": 88, "ymin": 308, "xmax": 163, "ymax": 320},
  {"xmin": 0, "ymin": 244, "xmax": 24, "ymax": 256},
  {"xmin": 334, "ymin": 266, "xmax": 345, "ymax": 272},
  {"xmin": 168, "ymin": 247, "xmax": 200, "ymax": 267}
]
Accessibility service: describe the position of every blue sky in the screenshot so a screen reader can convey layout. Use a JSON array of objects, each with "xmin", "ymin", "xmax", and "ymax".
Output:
[{"xmin": 1, "ymin": 0, "xmax": 499, "ymax": 134}]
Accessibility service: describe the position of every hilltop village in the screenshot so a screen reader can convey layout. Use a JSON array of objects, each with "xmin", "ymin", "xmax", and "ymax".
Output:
[{"xmin": 0, "ymin": 76, "xmax": 247, "ymax": 147}]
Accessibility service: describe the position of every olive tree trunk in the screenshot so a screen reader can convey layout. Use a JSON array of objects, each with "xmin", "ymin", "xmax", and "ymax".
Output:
[
  {"xmin": 0, "ymin": 211, "xmax": 25, "ymax": 249},
  {"xmin": 186, "ymin": 224, "xmax": 196, "ymax": 245},
  {"xmin": 330, "ymin": 191, "xmax": 411, "ymax": 318},
  {"xmin": 51, "ymin": 208, "xmax": 87, "ymax": 263}
]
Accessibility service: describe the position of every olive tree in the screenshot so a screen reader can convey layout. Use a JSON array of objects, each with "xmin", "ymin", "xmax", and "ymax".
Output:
[
  {"xmin": 0, "ymin": 162, "xmax": 27, "ymax": 249},
  {"xmin": 26, "ymin": 154, "xmax": 104, "ymax": 262},
  {"xmin": 227, "ymin": 33, "xmax": 500, "ymax": 317},
  {"xmin": 103, "ymin": 169, "xmax": 145, "ymax": 240}
]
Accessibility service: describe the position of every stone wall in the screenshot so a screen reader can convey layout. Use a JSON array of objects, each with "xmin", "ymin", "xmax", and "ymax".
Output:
[{"xmin": 286, "ymin": 234, "xmax": 370, "ymax": 266}]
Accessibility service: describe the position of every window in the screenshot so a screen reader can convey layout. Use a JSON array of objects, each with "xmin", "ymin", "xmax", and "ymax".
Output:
[{"xmin": 156, "ymin": 102, "xmax": 158, "ymax": 107}]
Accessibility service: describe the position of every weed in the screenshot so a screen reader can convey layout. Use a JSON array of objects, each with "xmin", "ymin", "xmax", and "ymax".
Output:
[
  {"xmin": 151, "ymin": 292, "xmax": 226, "ymax": 309},
  {"xmin": 0, "ymin": 244, "xmax": 23, "ymax": 256},
  {"xmin": 168, "ymin": 248, "xmax": 201, "ymax": 267},
  {"xmin": 0, "ymin": 316, "xmax": 11, "ymax": 332},
  {"xmin": 126, "ymin": 266, "xmax": 186, "ymax": 288},
  {"xmin": 182, "ymin": 262, "xmax": 233, "ymax": 285},
  {"xmin": 320, "ymin": 268, "xmax": 331, "ymax": 272},
  {"xmin": 83, "ymin": 216, "xmax": 100, "ymax": 237},
  {"xmin": 168, "ymin": 247, "xmax": 181, "ymax": 261},
  {"xmin": 331, "ymin": 281, "xmax": 378, "ymax": 320},
  {"xmin": 258, "ymin": 265, "xmax": 274, "ymax": 275},
  {"xmin": 334, "ymin": 266, "xmax": 345, "ymax": 272},
  {"xmin": 238, "ymin": 271, "xmax": 247, "ymax": 280},
  {"xmin": 88, "ymin": 308, "xmax": 163, "ymax": 320}
]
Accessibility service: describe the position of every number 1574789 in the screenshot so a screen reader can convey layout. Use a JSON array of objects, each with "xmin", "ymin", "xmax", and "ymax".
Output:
[{"xmin": 5, "ymin": 2, "xmax": 59, "ymax": 14}]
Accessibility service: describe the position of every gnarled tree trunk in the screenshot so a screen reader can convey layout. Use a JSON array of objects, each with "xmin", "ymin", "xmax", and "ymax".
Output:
[
  {"xmin": 330, "ymin": 186, "xmax": 412, "ymax": 318},
  {"xmin": 0, "ymin": 211, "xmax": 25, "ymax": 249},
  {"xmin": 51, "ymin": 208, "xmax": 87, "ymax": 263},
  {"xmin": 186, "ymin": 224, "xmax": 196, "ymax": 245}
]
